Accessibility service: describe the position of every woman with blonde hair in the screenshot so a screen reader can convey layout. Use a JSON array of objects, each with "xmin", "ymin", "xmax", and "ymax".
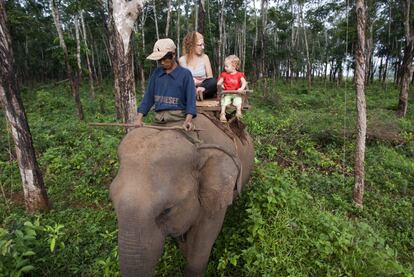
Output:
[{"xmin": 179, "ymin": 32, "xmax": 217, "ymax": 100}]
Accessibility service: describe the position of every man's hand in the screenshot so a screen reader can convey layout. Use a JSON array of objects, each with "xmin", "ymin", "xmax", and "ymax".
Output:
[
  {"xmin": 134, "ymin": 113, "xmax": 144, "ymax": 127},
  {"xmin": 183, "ymin": 114, "xmax": 194, "ymax": 131}
]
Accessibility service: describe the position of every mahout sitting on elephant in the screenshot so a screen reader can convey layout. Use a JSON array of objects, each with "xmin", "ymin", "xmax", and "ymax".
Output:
[{"xmin": 110, "ymin": 113, "xmax": 254, "ymax": 276}]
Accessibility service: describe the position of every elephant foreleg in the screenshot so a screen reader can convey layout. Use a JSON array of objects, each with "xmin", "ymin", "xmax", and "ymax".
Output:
[{"xmin": 179, "ymin": 208, "xmax": 227, "ymax": 277}]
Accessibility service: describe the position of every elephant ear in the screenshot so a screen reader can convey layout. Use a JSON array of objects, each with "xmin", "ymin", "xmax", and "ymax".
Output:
[{"xmin": 197, "ymin": 145, "xmax": 242, "ymax": 216}]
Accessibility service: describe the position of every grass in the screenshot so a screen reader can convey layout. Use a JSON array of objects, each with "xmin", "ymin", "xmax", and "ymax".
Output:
[{"xmin": 0, "ymin": 78, "xmax": 413, "ymax": 276}]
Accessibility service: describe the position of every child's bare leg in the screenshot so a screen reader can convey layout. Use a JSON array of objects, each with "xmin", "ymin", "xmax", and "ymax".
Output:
[
  {"xmin": 235, "ymin": 105, "xmax": 242, "ymax": 118},
  {"xmin": 196, "ymin": 87, "xmax": 205, "ymax": 101},
  {"xmin": 220, "ymin": 106, "xmax": 227, "ymax": 122}
]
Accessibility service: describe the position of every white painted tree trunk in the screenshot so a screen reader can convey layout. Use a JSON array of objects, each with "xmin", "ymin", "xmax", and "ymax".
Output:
[
  {"xmin": 110, "ymin": 0, "xmax": 144, "ymax": 130},
  {"xmin": 0, "ymin": 2, "xmax": 50, "ymax": 213},
  {"xmin": 353, "ymin": 0, "xmax": 367, "ymax": 208}
]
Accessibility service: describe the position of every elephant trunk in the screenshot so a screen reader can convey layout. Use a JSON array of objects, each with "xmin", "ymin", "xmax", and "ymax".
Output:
[{"xmin": 116, "ymin": 198, "xmax": 165, "ymax": 277}]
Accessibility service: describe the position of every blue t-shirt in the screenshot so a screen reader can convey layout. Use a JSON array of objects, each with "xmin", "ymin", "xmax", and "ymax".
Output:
[{"xmin": 138, "ymin": 65, "xmax": 196, "ymax": 117}]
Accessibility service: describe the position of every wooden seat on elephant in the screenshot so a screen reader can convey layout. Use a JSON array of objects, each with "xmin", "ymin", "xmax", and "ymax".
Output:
[{"xmin": 196, "ymin": 88, "xmax": 253, "ymax": 112}]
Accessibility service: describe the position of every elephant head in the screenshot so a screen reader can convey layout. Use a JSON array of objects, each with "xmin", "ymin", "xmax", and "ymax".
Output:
[{"xmin": 110, "ymin": 128, "xmax": 242, "ymax": 276}]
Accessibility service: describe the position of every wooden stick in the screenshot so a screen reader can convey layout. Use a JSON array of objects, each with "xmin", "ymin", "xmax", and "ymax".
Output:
[
  {"xmin": 217, "ymin": 90, "xmax": 253, "ymax": 96},
  {"xmin": 88, "ymin": 122, "xmax": 204, "ymax": 131},
  {"xmin": 220, "ymin": 89, "xmax": 253, "ymax": 93}
]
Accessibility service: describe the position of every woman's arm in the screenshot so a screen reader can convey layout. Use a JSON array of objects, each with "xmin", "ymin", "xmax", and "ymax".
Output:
[
  {"xmin": 204, "ymin": 54, "xmax": 213, "ymax": 78},
  {"xmin": 178, "ymin": 56, "xmax": 185, "ymax": 67}
]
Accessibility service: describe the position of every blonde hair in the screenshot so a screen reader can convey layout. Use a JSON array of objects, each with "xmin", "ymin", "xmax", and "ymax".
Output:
[
  {"xmin": 225, "ymin": 55, "xmax": 241, "ymax": 70},
  {"xmin": 182, "ymin": 32, "xmax": 203, "ymax": 64}
]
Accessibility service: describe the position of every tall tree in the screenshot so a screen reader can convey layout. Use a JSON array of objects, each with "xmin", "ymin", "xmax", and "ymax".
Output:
[
  {"xmin": 109, "ymin": 0, "xmax": 143, "ymax": 128},
  {"xmin": 218, "ymin": 0, "xmax": 225, "ymax": 73},
  {"xmin": 49, "ymin": 0, "xmax": 84, "ymax": 120},
  {"xmin": 152, "ymin": 0, "xmax": 159, "ymax": 40},
  {"xmin": 396, "ymin": 0, "xmax": 414, "ymax": 117},
  {"xmin": 299, "ymin": 1, "xmax": 311, "ymax": 89},
  {"xmin": 259, "ymin": 0, "xmax": 268, "ymax": 77},
  {"xmin": 74, "ymin": 15, "xmax": 82, "ymax": 84},
  {"xmin": 197, "ymin": 0, "xmax": 205, "ymax": 35},
  {"xmin": 80, "ymin": 11, "xmax": 96, "ymax": 99},
  {"xmin": 0, "ymin": 0, "xmax": 50, "ymax": 213},
  {"xmin": 165, "ymin": 0, "xmax": 172, "ymax": 37},
  {"xmin": 353, "ymin": 0, "xmax": 367, "ymax": 208}
]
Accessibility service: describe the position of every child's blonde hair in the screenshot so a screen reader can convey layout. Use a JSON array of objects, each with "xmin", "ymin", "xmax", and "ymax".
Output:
[{"xmin": 225, "ymin": 55, "xmax": 241, "ymax": 70}]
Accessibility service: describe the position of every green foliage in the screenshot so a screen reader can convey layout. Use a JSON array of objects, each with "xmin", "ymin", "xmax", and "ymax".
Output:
[{"xmin": 0, "ymin": 80, "xmax": 413, "ymax": 275}]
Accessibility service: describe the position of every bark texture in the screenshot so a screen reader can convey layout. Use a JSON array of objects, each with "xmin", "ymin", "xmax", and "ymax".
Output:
[
  {"xmin": 197, "ymin": 0, "xmax": 205, "ymax": 35},
  {"xmin": 353, "ymin": 0, "xmax": 367, "ymax": 208},
  {"xmin": 218, "ymin": 0, "xmax": 225, "ymax": 73},
  {"xmin": 396, "ymin": 0, "xmax": 414, "ymax": 117},
  {"xmin": 165, "ymin": 0, "xmax": 172, "ymax": 37},
  {"xmin": 0, "ymin": 2, "xmax": 50, "ymax": 212},
  {"xmin": 109, "ymin": 0, "xmax": 143, "ymax": 129}
]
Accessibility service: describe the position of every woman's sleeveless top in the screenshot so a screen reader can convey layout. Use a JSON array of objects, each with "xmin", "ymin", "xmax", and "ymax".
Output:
[{"xmin": 181, "ymin": 56, "xmax": 207, "ymax": 78}]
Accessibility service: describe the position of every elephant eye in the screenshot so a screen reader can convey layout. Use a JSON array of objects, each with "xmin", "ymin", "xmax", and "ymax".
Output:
[{"xmin": 160, "ymin": 207, "xmax": 172, "ymax": 217}]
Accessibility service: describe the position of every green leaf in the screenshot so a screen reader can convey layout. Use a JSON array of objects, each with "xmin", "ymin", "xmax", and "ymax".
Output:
[
  {"xmin": 50, "ymin": 238, "xmax": 56, "ymax": 252},
  {"xmin": 19, "ymin": 265, "xmax": 35, "ymax": 273},
  {"xmin": 22, "ymin": 251, "xmax": 35, "ymax": 257}
]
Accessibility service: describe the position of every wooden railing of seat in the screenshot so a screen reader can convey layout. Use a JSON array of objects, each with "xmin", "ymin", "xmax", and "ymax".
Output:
[{"xmin": 196, "ymin": 88, "xmax": 253, "ymax": 112}]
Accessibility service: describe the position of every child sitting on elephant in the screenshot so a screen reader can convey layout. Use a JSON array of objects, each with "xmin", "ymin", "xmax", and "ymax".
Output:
[{"xmin": 217, "ymin": 55, "xmax": 247, "ymax": 122}]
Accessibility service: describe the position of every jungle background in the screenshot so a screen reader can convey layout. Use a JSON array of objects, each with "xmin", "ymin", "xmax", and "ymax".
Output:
[{"xmin": 1, "ymin": 0, "xmax": 413, "ymax": 276}]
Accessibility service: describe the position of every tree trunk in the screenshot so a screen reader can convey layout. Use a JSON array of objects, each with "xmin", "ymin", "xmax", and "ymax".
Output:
[
  {"xmin": 353, "ymin": 0, "xmax": 367, "ymax": 209},
  {"xmin": 396, "ymin": 0, "xmax": 414, "ymax": 118},
  {"xmin": 176, "ymin": 0, "xmax": 181, "ymax": 57},
  {"xmin": 382, "ymin": 54, "xmax": 388, "ymax": 83},
  {"xmin": 153, "ymin": 0, "xmax": 160, "ymax": 40},
  {"xmin": 80, "ymin": 11, "xmax": 96, "ymax": 98},
  {"xmin": 93, "ymin": 39, "xmax": 103, "ymax": 84},
  {"xmin": 165, "ymin": 0, "xmax": 172, "ymax": 37},
  {"xmin": 299, "ymin": 2, "xmax": 311, "ymax": 90},
  {"xmin": 0, "ymin": 2, "xmax": 50, "ymax": 213},
  {"xmin": 109, "ymin": 0, "xmax": 143, "ymax": 130},
  {"xmin": 197, "ymin": 0, "xmax": 205, "ymax": 35},
  {"xmin": 74, "ymin": 16, "xmax": 83, "ymax": 84},
  {"xmin": 378, "ymin": 57, "xmax": 383, "ymax": 81},
  {"xmin": 50, "ymin": 0, "xmax": 84, "ymax": 120},
  {"xmin": 365, "ymin": 21, "xmax": 373, "ymax": 85},
  {"xmin": 140, "ymin": 10, "xmax": 147, "ymax": 94},
  {"xmin": 259, "ymin": 0, "xmax": 268, "ymax": 78},
  {"xmin": 185, "ymin": 0, "xmax": 190, "ymax": 33},
  {"xmin": 218, "ymin": 0, "xmax": 225, "ymax": 73},
  {"xmin": 242, "ymin": 0, "xmax": 247, "ymax": 72}
]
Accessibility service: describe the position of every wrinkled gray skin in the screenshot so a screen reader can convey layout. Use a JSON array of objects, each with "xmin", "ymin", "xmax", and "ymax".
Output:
[{"xmin": 110, "ymin": 114, "xmax": 254, "ymax": 276}]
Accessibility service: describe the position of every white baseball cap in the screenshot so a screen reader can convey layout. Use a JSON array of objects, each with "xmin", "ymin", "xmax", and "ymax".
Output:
[{"xmin": 146, "ymin": 38, "xmax": 176, "ymax": 60}]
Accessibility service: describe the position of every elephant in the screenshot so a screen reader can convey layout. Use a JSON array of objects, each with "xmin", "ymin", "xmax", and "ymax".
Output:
[{"xmin": 110, "ymin": 113, "xmax": 254, "ymax": 276}]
